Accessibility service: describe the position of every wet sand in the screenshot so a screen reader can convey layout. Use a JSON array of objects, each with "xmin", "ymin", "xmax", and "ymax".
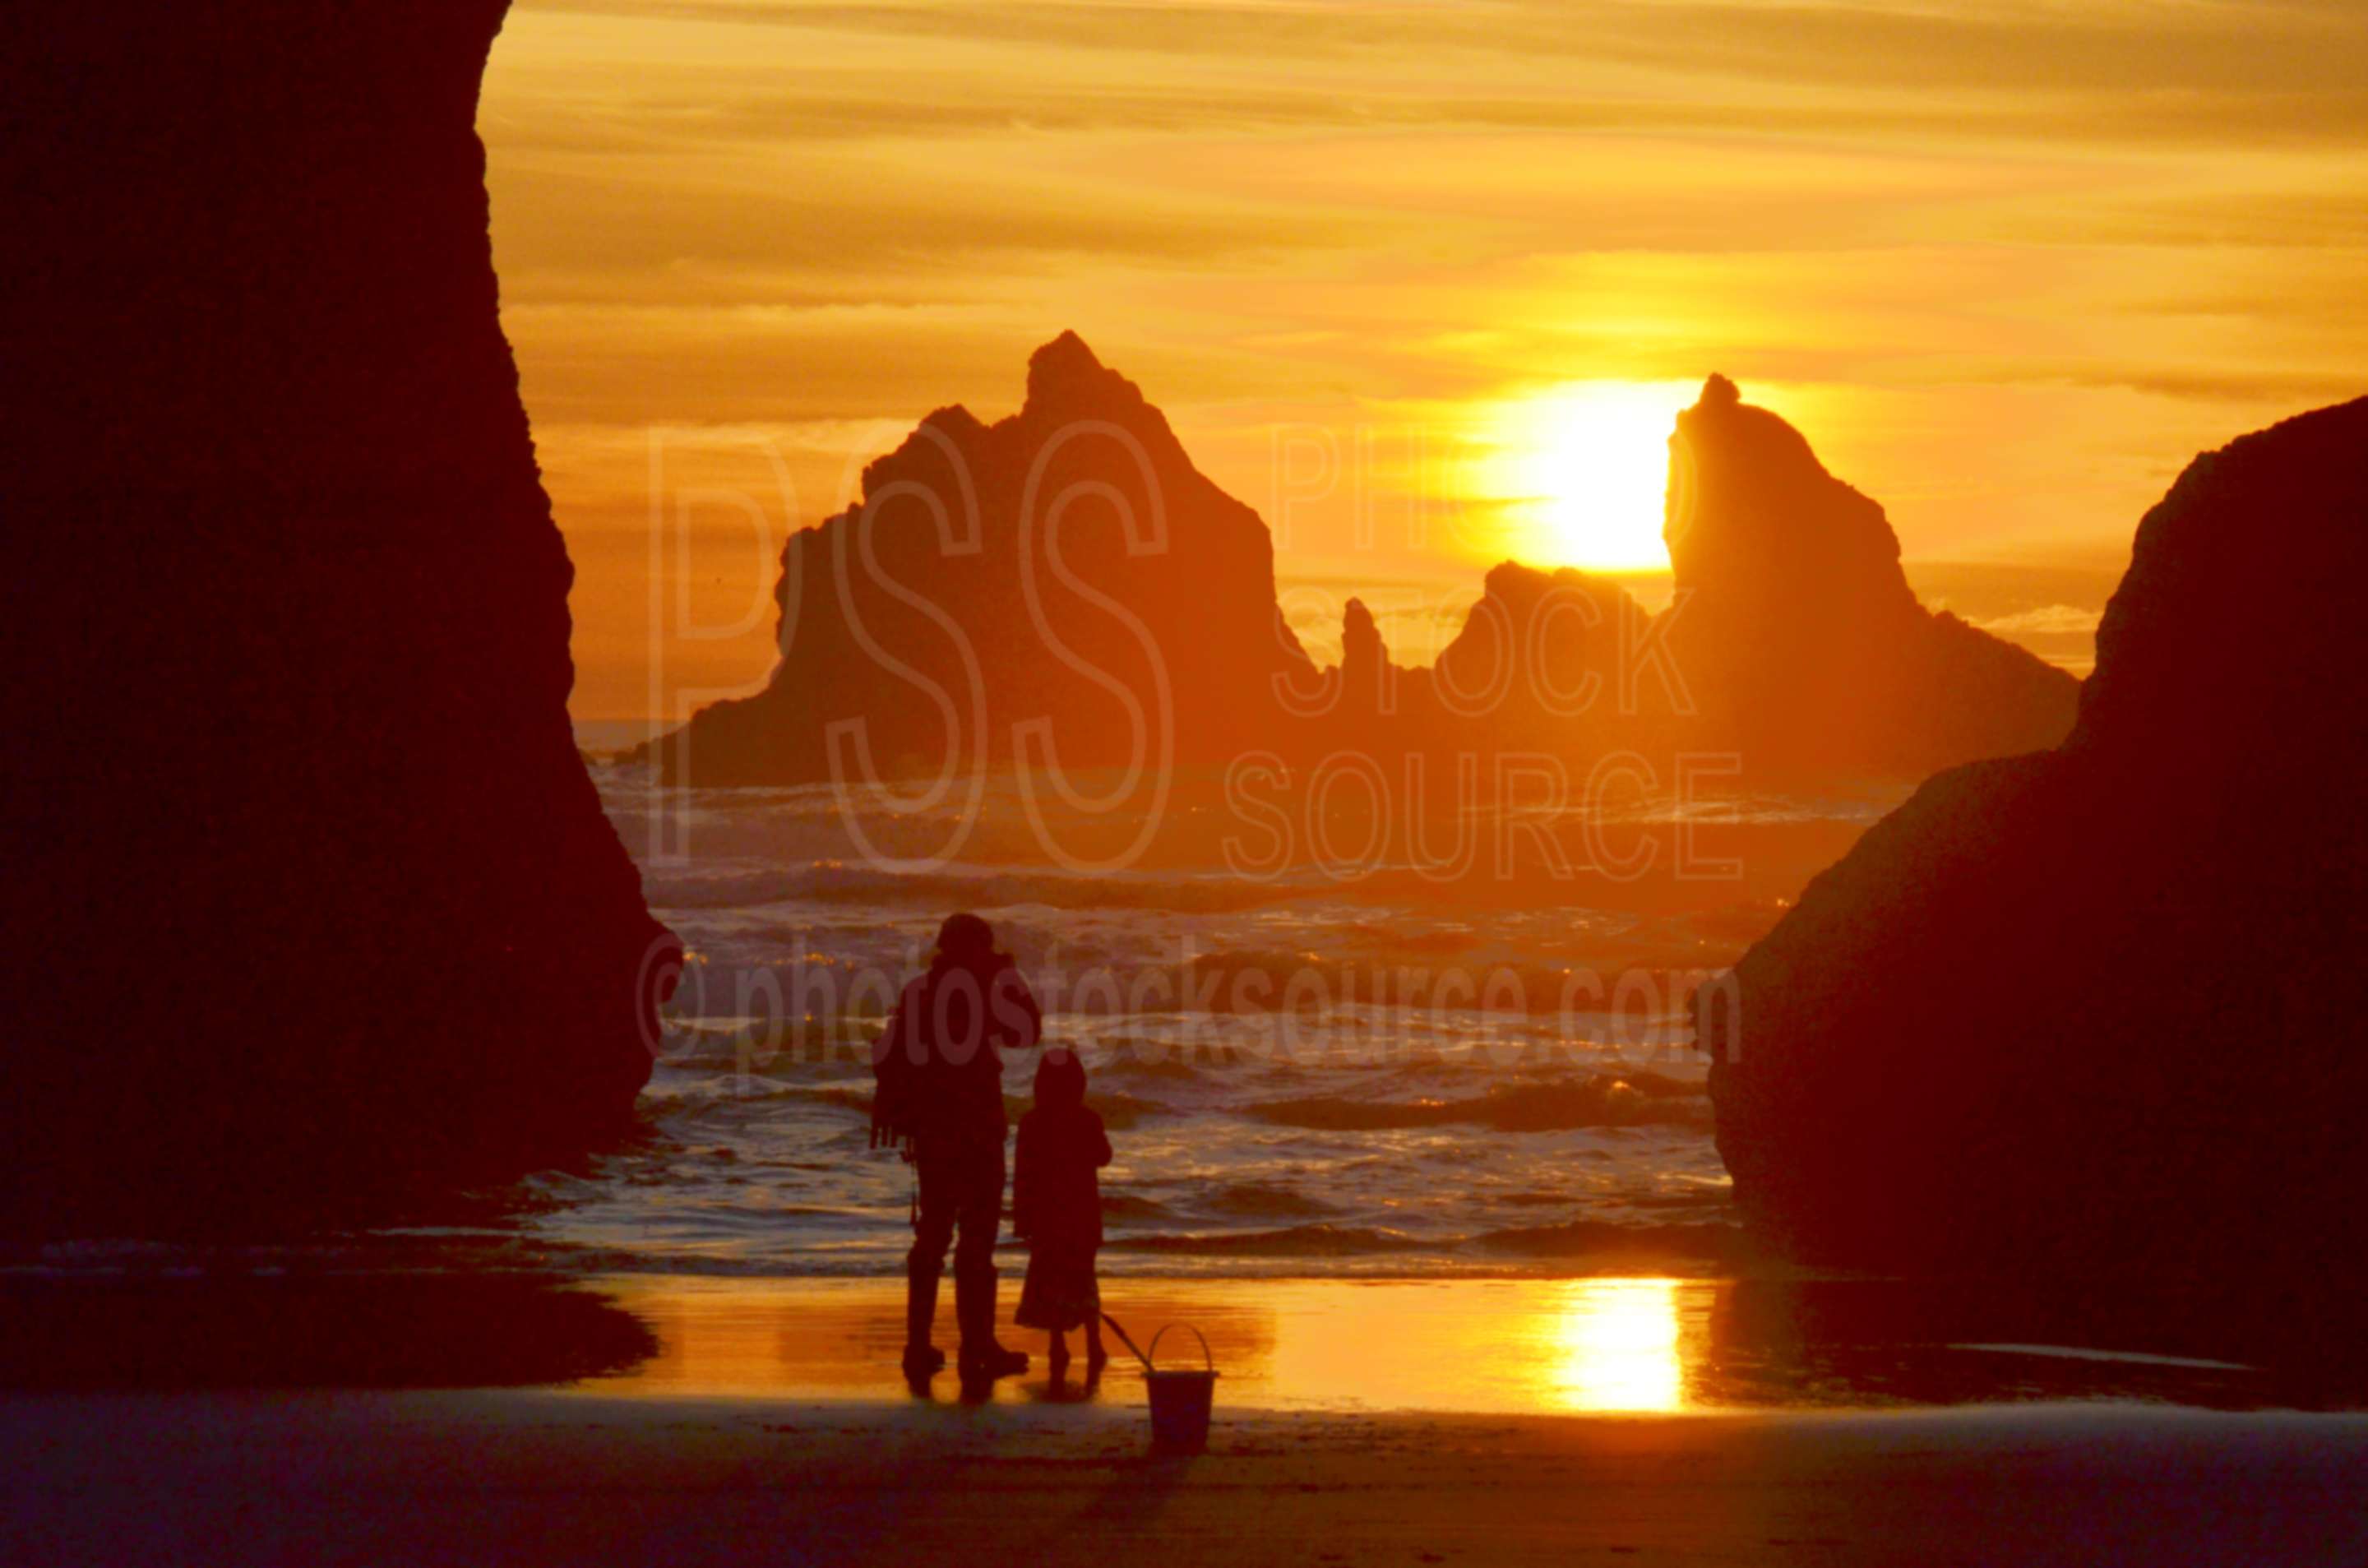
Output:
[
  {"xmin": 6, "ymin": 1274, "xmax": 2366, "ymax": 1565},
  {"xmin": 575, "ymin": 1274, "xmax": 2309, "ymax": 1411}
]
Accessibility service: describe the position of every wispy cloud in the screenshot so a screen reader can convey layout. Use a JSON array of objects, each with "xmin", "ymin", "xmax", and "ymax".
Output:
[{"xmin": 1968, "ymin": 604, "xmax": 2104, "ymax": 636}]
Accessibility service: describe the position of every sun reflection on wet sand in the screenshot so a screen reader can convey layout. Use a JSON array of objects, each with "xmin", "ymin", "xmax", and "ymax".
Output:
[
  {"xmin": 1541, "ymin": 1279, "xmax": 1686, "ymax": 1413},
  {"xmin": 575, "ymin": 1276, "xmax": 1716, "ymax": 1414},
  {"xmin": 566, "ymin": 1275, "xmax": 2289, "ymax": 1412}
]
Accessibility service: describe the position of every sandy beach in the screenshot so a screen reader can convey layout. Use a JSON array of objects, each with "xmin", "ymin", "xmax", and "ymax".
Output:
[
  {"xmin": 12, "ymin": 1387, "xmax": 2368, "ymax": 1565},
  {"xmin": 7, "ymin": 1274, "xmax": 2366, "ymax": 1566}
]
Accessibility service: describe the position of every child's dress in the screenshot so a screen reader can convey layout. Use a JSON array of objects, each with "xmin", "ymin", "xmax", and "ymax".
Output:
[{"xmin": 1011, "ymin": 1103, "xmax": 1112, "ymax": 1332}]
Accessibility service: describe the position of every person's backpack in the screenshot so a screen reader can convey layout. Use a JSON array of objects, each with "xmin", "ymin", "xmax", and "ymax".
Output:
[{"xmin": 869, "ymin": 991, "xmax": 923, "ymax": 1149}]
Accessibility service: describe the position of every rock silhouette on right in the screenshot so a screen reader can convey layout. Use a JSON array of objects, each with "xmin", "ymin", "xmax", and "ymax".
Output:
[{"xmin": 1705, "ymin": 395, "xmax": 2368, "ymax": 1310}]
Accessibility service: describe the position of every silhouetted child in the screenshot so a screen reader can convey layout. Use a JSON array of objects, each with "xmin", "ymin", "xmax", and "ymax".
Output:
[{"xmin": 1012, "ymin": 1048, "xmax": 1112, "ymax": 1378}]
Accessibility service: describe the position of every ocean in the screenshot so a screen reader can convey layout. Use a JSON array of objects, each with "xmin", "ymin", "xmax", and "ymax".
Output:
[{"xmin": 485, "ymin": 761, "xmax": 1910, "ymax": 1281}]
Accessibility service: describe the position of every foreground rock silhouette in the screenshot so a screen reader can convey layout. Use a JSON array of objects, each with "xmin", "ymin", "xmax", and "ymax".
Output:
[
  {"xmin": 1709, "ymin": 396, "xmax": 2368, "ymax": 1311},
  {"xmin": 4, "ymin": 7, "xmax": 676, "ymax": 1226},
  {"xmin": 655, "ymin": 347, "xmax": 2076, "ymax": 800}
]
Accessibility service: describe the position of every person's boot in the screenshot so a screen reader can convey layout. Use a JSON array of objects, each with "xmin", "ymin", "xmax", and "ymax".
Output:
[
  {"xmin": 902, "ymin": 1258, "xmax": 946, "ymax": 1377},
  {"xmin": 953, "ymin": 1261, "xmax": 1028, "ymax": 1381}
]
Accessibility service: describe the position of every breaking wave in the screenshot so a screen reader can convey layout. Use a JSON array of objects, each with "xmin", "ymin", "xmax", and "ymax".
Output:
[{"xmin": 1242, "ymin": 1074, "xmax": 1708, "ymax": 1133}]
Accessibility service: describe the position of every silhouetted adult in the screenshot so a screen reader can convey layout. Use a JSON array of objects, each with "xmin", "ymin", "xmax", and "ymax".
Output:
[{"xmin": 874, "ymin": 914, "xmax": 1042, "ymax": 1381}]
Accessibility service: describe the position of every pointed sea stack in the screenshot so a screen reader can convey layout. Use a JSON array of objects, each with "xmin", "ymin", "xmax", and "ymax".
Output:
[
  {"xmin": 3, "ymin": 6, "xmax": 678, "ymax": 1225},
  {"xmin": 652, "ymin": 331, "xmax": 1319, "ymax": 784},
  {"xmin": 1431, "ymin": 562, "xmax": 1645, "ymax": 745},
  {"xmin": 1706, "ymin": 397, "xmax": 2368, "ymax": 1309},
  {"xmin": 1665, "ymin": 375, "xmax": 2079, "ymax": 775}
]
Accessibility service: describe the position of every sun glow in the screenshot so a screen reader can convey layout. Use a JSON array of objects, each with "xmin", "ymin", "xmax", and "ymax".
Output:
[
  {"xmin": 1494, "ymin": 382, "xmax": 1697, "ymax": 572},
  {"xmin": 1542, "ymin": 1278, "xmax": 1686, "ymax": 1413}
]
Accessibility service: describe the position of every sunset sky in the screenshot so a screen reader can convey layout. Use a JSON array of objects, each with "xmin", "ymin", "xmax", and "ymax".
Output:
[{"xmin": 477, "ymin": 0, "xmax": 2368, "ymax": 724}]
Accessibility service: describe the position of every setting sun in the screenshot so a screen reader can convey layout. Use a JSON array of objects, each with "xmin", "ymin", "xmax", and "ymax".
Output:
[{"xmin": 1495, "ymin": 382, "xmax": 1698, "ymax": 573}]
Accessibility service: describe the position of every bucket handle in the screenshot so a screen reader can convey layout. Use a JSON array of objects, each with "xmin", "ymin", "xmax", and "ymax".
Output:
[{"xmin": 1146, "ymin": 1322, "xmax": 1214, "ymax": 1375}]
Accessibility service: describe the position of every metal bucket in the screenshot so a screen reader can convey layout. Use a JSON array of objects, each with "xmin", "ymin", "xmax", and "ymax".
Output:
[{"xmin": 1143, "ymin": 1323, "xmax": 1219, "ymax": 1454}]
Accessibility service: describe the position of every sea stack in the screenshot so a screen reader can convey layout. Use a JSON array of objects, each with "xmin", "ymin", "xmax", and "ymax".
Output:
[
  {"xmin": 2, "ymin": 6, "xmax": 678, "ymax": 1223},
  {"xmin": 1664, "ymin": 375, "xmax": 2079, "ymax": 775},
  {"xmin": 1706, "ymin": 397, "xmax": 2368, "ymax": 1301},
  {"xmin": 650, "ymin": 331, "xmax": 1320, "ymax": 785}
]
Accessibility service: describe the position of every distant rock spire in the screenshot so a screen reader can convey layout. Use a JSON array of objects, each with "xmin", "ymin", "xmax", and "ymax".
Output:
[
  {"xmin": 1342, "ymin": 596, "xmax": 1383, "ymax": 669},
  {"xmin": 1024, "ymin": 329, "xmax": 1122, "ymax": 414},
  {"xmin": 1032, "ymin": 328, "xmax": 1103, "ymax": 377},
  {"xmin": 1339, "ymin": 596, "xmax": 1390, "ymax": 708}
]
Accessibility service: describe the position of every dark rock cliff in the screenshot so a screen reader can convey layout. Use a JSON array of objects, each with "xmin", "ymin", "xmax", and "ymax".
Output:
[
  {"xmin": 3, "ymin": 5, "xmax": 678, "ymax": 1225},
  {"xmin": 1707, "ymin": 397, "xmax": 2368, "ymax": 1299}
]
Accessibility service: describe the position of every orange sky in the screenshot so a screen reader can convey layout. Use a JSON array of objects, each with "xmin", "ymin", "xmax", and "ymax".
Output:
[{"xmin": 477, "ymin": 0, "xmax": 2368, "ymax": 724}]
